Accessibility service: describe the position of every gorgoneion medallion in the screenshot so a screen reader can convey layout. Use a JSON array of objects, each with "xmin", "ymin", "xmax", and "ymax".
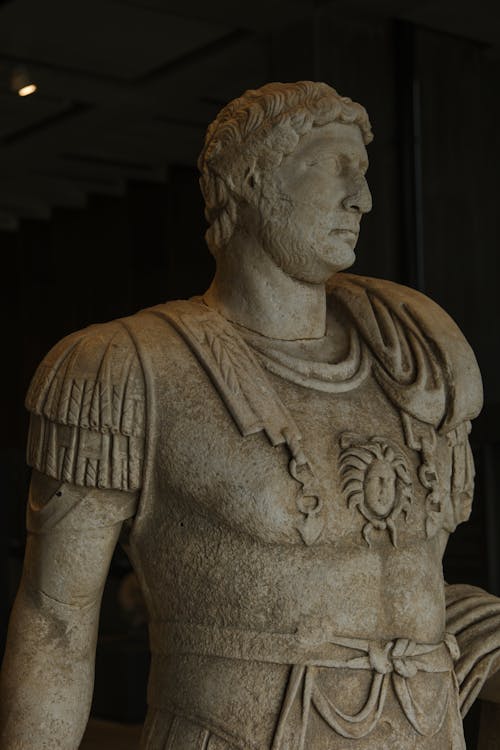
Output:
[{"xmin": 339, "ymin": 433, "xmax": 413, "ymax": 547}]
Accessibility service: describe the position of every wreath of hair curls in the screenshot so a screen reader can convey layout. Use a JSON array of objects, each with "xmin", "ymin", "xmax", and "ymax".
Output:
[{"xmin": 198, "ymin": 81, "xmax": 373, "ymax": 256}]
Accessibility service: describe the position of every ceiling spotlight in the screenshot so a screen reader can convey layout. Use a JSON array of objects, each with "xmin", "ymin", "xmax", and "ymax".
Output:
[
  {"xmin": 10, "ymin": 67, "xmax": 37, "ymax": 96},
  {"xmin": 18, "ymin": 83, "xmax": 37, "ymax": 97}
]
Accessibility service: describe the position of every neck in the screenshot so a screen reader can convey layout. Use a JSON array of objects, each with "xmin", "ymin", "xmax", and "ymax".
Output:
[{"xmin": 203, "ymin": 230, "xmax": 327, "ymax": 340}]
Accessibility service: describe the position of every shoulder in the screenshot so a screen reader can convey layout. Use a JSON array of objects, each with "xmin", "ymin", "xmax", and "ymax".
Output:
[
  {"xmin": 26, "ymin": 317, "xmax": 146, "ymax": 491},
  {"xmin": 328, "ymin": 272, "xmax": 464, "ymax": 331},
  {"xmin": 328, "ymin": 273, "xmax": 483, "ymax": 428},
  {"xmin": 26, "ymin": 318, "xmax": 144, "ymax": 435},
  {"xmin": 124, "ymin": 298, "xmax": 234, "ymax": 377}
]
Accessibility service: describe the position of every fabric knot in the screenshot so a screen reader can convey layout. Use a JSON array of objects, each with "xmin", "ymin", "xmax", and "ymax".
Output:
[
  {"xmin": 368, "ymin": 641, "xmax": 393, "ymax": 674},
  {"xmin": 444, "ymin": 632, "xmax": 460, "ymax": 662},
  {"xmin": 392, "ymin": 657, "xmax": 418, "ymax": 678},
  {"xmin": 391, "ymin": 638, "xmax": 418, "ymax": 678},
  {"xmin": 368, "ymin": 639, "xmax": 420, "ymax": 677}
]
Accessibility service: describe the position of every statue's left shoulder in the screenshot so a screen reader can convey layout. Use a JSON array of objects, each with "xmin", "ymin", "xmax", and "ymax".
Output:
[{"xmin": 328, "ymin": 273, "xmax": 483, "ymax": 430}]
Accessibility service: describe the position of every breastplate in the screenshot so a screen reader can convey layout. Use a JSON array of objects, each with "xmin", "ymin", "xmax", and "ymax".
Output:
[
  {"xmin": 127, "ymin": 308, "xmax": 458, "ymax": 634},
  {"xmin": 125, "ymin": 307, "xmax": 466, "ymax": 750}
]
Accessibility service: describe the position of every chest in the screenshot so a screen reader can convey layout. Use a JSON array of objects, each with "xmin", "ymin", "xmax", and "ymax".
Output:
[{"xmin": 152, "ymin": 350, "xmax": 453, "ymax": 550}]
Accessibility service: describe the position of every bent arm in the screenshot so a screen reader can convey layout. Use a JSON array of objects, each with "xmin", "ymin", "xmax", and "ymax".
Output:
[
  {"xmin": 445, "ymin": 581, "xmax": 500, "ymax": 717},
  {"xmin": 0, "ymin": 474, "xmax": 137, "ymax": 750}
]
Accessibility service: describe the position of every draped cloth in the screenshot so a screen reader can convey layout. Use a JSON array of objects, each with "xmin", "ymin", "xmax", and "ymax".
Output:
[
  {"xmin": 148, "ymin": 619, "xmax": 463, "ymax": 748},
  {"xmin": 147, "ymin": 591, "xmax": 500, "ymax": 747},
  {"xmin": 329, "ymin": 273, "xmax": 483, "ymax": 431},
  {"xmin": 267, "ymin": 635, "xmax": 461, "ymax": 748},
  {"xmin": 446, "ymin": 583, "xmax": 500, "ymax": 716}
]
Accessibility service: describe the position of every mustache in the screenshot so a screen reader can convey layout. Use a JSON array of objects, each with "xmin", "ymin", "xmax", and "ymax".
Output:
[
  {"xmin": 326, "ymin": 214, "xmax": 360, "ymax": 233},
  {"xmin": 278, "ymin": 201, "xmax": 361, "ymax": 234},
  {"xmin": 330, "ymin": 226, "xmax": 359, "ymax": 236}
]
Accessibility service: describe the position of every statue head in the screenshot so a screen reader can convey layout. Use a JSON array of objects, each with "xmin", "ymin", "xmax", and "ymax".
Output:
[{"xmin": 198, "ymin": 81, "xmax": 373, "ymax": 282}]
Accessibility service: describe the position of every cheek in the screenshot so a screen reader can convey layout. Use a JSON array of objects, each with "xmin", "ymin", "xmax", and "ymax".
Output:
[
  {"xmin": 280, "ymin": 168, "xmax": 319, "ymax": 201},
  {"xmin": 290, "ymin": 170, "xmax": 345, "ymax": 206},
  {"xmin": 285, "ymin": 191, "xmax": 327, "ymax": 221}
]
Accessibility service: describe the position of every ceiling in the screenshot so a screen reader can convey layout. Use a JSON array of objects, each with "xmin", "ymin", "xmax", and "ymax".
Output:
[{"xmin": 0, "ymin": 0, "xmax": 498, "ymax": 231}]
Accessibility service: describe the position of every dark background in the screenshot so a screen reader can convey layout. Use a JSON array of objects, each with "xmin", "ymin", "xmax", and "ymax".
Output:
[{"xmin": 1, "ymin": 1, "xmax": 500, "ymax": 746}]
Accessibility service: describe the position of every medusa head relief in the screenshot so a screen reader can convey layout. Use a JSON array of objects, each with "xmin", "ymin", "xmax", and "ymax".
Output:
[{"xmin": 339, "ymin": 433, "xmax": 413, "ymax": 547}]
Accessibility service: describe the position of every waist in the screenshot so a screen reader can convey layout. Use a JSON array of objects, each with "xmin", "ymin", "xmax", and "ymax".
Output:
[{"xmin": 149, "ymin": 620, "xmax": 459, "ymax": 676}]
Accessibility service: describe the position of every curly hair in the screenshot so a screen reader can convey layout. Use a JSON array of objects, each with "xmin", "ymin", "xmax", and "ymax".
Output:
[{"xmin": 198, "ymin": 81, "xmax": 373, "ymax": 257}]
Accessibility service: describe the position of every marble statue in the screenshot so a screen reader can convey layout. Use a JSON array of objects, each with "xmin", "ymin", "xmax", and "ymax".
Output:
[{"xmin": 2, "ymin": 81, "xmax": 500, "ymax": 749}]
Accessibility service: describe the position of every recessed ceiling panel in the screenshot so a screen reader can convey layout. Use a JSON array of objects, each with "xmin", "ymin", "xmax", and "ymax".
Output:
[{"xmin": 0, "ymin": 0, "xmax": 231, "ymax": 79}]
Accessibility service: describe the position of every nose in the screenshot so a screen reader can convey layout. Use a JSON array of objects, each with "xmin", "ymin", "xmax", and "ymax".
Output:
[{"xmin": 342, "ymin": 174, "xmax": 372, "ymax": 214}]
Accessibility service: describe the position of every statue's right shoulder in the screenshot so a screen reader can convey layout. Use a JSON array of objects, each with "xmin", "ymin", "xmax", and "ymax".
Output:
[
  {"xmin": 26, "ymin": 317, "xmax": 146, "ymax": 491},
  {"xmin": 25, "ymin": 300, "xmax": 205, "ymax": 491}
]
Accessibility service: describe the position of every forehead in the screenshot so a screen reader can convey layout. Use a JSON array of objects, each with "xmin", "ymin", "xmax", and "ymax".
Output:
[{"xmin": 287, "ymin": 121, "xmax": 367, "ymax": 161}]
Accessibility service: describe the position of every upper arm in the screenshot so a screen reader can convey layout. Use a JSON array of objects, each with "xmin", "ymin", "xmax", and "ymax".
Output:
[
  {"xmin": 23, "ymin": 471, "xmax": 138, "ymax": 608},
  {"xmin": 20, "ymin": 318, "xmax": 146, "ymax": 607}
]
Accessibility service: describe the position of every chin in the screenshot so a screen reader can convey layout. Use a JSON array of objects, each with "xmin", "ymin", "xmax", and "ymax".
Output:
[
  {"xmin": 262, "ymin": 227, "xmax": 357, "ymax": 283},
  {"xmin": 285, "ymin": 248, "xmax": 356, "ymax": 285},
  {"xmin": 321, "ymin": 246, "xmax": 357, "ymax": 278},
  {"xmin": 335, "ymin": 249, "xmax": 356, "ymax": 272},
  {"xmin": 296, "ymin": 261, "xmax": 354, "ymax": 285}
]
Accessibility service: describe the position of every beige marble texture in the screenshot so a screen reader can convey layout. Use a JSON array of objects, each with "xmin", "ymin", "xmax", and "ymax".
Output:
[{"xmin": 1, "ymin": 81, "xmax": 500, "ymax": 749}]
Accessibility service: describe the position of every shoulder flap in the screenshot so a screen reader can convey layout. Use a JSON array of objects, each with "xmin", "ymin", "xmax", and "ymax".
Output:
[{"xmin": 25, "ymin": 320, "xmax": 145, "ymax": 491}]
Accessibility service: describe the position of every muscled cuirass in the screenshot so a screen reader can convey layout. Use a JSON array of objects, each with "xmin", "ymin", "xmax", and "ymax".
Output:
[
  {"xmin": 25, "ymin": 274, "xmax": 482, "ymax": 750},
  {"xmin": 119, "ymin": 275, "xmax": 476, "ymax": 750},
  {"xmin": 131, "ymin": 317, "xmax": 451, "ymax": 632}
]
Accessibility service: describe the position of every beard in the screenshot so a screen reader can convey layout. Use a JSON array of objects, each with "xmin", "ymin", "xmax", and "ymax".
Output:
[{"xmin": 257, "ymin": 187, "xmax": 358, "ymax": 283}]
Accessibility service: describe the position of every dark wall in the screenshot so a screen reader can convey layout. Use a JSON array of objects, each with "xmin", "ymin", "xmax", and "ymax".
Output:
[{"xmin": 416, "ymin": 27, "xmax": 500, "ymax": 601}]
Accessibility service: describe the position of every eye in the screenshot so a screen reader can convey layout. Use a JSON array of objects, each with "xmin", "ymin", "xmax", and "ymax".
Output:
[{"xmin": 305, "ymin": 155, "xmax": 341, "ymax": 172}]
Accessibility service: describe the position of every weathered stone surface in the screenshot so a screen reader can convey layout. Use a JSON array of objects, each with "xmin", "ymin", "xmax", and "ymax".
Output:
[{"xmin": 1, "ymin": 81, "xmax": 500, "ymax": 749}]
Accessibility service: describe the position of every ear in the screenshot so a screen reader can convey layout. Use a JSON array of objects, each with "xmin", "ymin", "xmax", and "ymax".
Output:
[
  {"xmin": 246, "ymin": 171, "xmax": 256, "ymax": 189},
  {"xmin": 243, "ymin": 164, "xmax": 259, "ymax": 192}
]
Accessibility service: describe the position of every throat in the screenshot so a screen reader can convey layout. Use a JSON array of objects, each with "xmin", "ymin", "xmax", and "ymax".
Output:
[
  {"xmin": 202, "ymin": 234, "xmax": 329, "ymax": 340},
  {"xmin": 236, "ymin": 309, "xmax": 350, "ymax": 364}
]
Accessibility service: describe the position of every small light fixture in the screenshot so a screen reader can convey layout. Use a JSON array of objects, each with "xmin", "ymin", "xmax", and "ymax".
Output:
[
  {"xmin": 18, "ymin": 83, "xmax": 37, "ymax": 97},
  {"xmin": 11, "ymin": 67, "xmax": 37, "ymax": 96}
]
